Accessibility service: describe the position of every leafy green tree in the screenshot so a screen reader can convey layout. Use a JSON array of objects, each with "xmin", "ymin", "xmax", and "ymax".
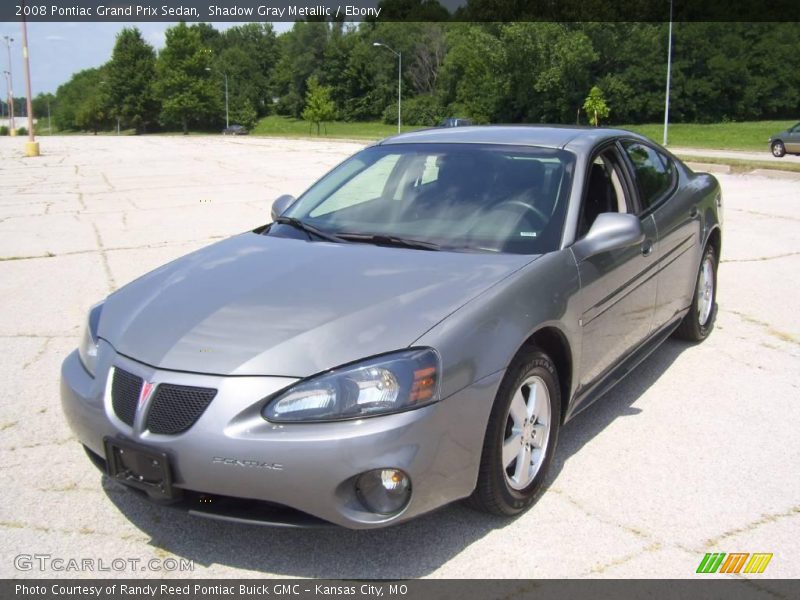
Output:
[
  {"xmin": 230, "ymin": 100, "xmax": 258, "ymax": 130},
  {"xmin": 32, "ymin": 92, "xmax": 56, "ymax": 125},
  {"xmin": 154, "ymin": 22, "xmax": 220, "ymax": 133},
  {"xmin": 106, "ymin": 27, "xmax": 159, "ymax": 133},
  {"xmin": 216, "ymin": 24, "xmax": 278, "ymax": 117},
  {"xmin": 301, "ymin": 76, "xmax": 337, "ymax": 134},
  {"xmin": 53, "ymin": 67, "xmax": 111, "ymax": 132},
  {"xmin": 272, "ymin": 21, "xmax": 330, "ymax": 118},
  {"xmin": 438, "ymin": 24, "xmax": 507, "ymax": 123},
  {"xmin": 583, "ymin": 86, "xmax": 610, "ymax": 126}
]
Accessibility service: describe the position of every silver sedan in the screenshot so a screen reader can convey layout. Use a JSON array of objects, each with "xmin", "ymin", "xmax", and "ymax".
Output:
[{"xmin": 61, "ymin": 126, "xmax": 722, "ymax": 528}]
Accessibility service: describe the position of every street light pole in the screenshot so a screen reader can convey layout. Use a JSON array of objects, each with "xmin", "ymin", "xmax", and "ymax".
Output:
[
  {"xmin": 3, "ymin": 35, "xmax": 15, "ymax": 136},
  {"xmin": 373, "ymin": 42, "xmax": 401, "ymax": 134},
  {"xmin": 20, "ymin": 11, "xmax": 38, "ymax": 155},
  {"xmin": 663, "ymin": 0, "xmax": 673, "ymax": 147}
]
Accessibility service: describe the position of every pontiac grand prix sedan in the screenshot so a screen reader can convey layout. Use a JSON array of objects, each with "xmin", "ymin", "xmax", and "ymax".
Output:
[{"xmin": 61, "ymin": 126, "xmax": 722, "ymax": 528}]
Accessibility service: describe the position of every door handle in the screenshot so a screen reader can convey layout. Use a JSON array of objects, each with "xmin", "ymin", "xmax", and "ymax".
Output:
[
  {"xmin": 641, "ymin": 239, "xmax": 654, "ymax": 257},
  {"xmin": 689, "ymin": 206, "xmax": 699, "ymax": 218}
]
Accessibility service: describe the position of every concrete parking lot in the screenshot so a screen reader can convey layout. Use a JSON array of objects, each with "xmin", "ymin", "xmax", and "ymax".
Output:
[{"xmin": 0, "ymin": 135, "xmax": 798, "ymax": 579}]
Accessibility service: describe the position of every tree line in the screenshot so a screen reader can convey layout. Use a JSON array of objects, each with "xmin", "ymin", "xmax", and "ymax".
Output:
[{"xmin": 38, "ymin": 20, "xmax": 800, "ymax": 134}]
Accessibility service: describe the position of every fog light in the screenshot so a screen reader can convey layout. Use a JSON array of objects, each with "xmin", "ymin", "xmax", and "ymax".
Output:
[{"xmin": 355, "ymin": 469, "xmax": 411, "ymax": 515}]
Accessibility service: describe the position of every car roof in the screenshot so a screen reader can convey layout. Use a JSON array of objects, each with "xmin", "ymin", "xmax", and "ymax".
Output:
[{"xmin": 377, "ymin": 125, "xmax": 649, "ymax": 153}]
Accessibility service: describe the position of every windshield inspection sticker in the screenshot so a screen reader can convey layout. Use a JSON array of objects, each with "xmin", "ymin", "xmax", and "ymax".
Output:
[{"xmin": 520, "ymin": 231, "xmax": 538, "ymax": 237}]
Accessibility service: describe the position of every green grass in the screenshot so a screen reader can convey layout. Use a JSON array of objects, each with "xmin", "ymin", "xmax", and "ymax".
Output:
[
  {"xmin": 251, "ymin": 115, "xmax": 416, "ymax": 140},
  {"xmin": 673, "ymin": 154, "xmax": 800, "ymax": 174},
  {"xmin": 251, "ymin": 116, "xmax": 797, "ymax": 151},
  {"xmin": 618, "ymin": 121, "xmax": 796, "ymax": 152}
]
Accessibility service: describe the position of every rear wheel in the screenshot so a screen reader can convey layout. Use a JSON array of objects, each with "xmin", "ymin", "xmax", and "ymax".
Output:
[
  {"xmin": 675, "ymin": 244, "xmax": 718, "ymax": 342},
  {"xmin": 468, "ymin": 349, "xmax": 561, "ymax": 516},
  {"xmin": 771, "ymin": 141, "xmax": 786, "ymax": 158}
]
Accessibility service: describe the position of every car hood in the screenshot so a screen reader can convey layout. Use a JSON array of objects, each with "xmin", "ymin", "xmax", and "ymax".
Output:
[{"xmin": 99, "ymin": 233, "xmax": 535, "ymax": 377}]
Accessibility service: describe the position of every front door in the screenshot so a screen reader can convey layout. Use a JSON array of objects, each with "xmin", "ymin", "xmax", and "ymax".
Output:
[{"xmin": 573, "ymin": 147, "xmax": 659, "ymax": 394}]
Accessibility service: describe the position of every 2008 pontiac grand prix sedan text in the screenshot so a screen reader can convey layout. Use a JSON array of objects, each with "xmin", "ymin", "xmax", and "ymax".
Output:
[{"xmin": 61, "ymin": 126, "xmax": 722, "ymax": 528}]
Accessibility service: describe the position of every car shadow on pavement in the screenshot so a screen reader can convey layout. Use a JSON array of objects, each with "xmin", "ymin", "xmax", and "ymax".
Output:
[{"xmin": 102, "ymin": 338, "xmax": 690, "ymax": 578}]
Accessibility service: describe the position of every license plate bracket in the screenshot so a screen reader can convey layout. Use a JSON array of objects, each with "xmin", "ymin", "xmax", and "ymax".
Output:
[{"xmin": 103, "ymin": 437, "xmax": 175, "ymax": 500}]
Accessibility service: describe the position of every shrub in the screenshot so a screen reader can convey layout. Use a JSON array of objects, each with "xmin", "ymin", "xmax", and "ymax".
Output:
[
  {"xmin": 383, "ymin": 95, "xmax": 446, "ymax": 127},
  {"xmin": 0, "ymin": 125, "xmax": 8, "ymax": 136},
  {"xmin": 16, "ymin": 126, "xmax": 27, "ymax": 136}
]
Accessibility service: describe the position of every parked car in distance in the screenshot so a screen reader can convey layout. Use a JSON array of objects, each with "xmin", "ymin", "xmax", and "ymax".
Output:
[
  {"xmin": 768, "ymin": 122, "xmax": 800, "ymax": 157},
  {"xmin": 438, "ymin": 118, "xmax": 474, "ymax": 128},
  {"xmin": 62, "ymin": 126, "xmax": 722, "ymax": 529},
  {"xmin": 222, "ymin": 124, "xmax": 248, "ymax": 135}
]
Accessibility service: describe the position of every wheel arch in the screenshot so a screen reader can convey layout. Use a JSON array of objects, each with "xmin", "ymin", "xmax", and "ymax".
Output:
[
  {"xmin": 706, "ymin": 225, "xmax": 722, "ymax": 260},
  {"xmin": 516, "ymin": 325, "xmax": 573, "ymax": 423}
]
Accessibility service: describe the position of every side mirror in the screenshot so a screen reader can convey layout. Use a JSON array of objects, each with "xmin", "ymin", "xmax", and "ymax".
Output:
[
  {"xmin": 572, "ymin": 213, "xmax": 645, "ymax": 262},
  {"xmin": 271, "ymin": 194, "xmax": 296, "ymax": 221}
]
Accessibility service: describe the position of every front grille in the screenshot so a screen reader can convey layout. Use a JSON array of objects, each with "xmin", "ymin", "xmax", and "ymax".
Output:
[
  {"xmin": 145, "ymin": 384, "xmax": 217, "ymax": 435},
  {"xmin": 111, "ymin": 368, "xmax": 143, "ymax": 426}
]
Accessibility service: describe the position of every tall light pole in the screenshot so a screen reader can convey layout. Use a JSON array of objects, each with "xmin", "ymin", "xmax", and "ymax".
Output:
[
  {"xmin": 3, "ymin": 35, "xmax": 15, "ymax": 136},
  {"xmin": 663, "ymin": 0, "xmax": 674, "ymax": 146},
  {"xmin": 373, "ymin": 42, "xmax": 401, "ymax": 134},
  {"xmin": 206, "ymin": 68, "xmax": 228, "ymax": 129},
  {"xmin": 20, "ymin": 12, "xmax": 38, "ymax": 155}
]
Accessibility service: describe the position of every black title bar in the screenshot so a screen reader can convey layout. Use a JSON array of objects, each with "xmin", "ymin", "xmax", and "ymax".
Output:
[{"xmin": 2, "ymin": 0, "xmax": 798, "ymax": 22}]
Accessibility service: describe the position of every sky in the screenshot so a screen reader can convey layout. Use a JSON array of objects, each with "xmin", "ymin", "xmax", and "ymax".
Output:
[{"xmin": 0, "ymin": 22, "xmax": 293, "ymax": 97}]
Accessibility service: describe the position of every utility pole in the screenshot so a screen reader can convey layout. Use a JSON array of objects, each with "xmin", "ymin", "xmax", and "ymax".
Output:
[{"xmin": 3, "ymin": 35, "xmax": 15, "ymax": 136}]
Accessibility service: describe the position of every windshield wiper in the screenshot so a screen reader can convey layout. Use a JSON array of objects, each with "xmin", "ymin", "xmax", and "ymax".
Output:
[
  {"xmin": 336, "ymin": 232, "xmax": 441, "ymax": 251},
  {"xmin": 273, "ymin": 216, "xmax": 345, "ymax": 243}
]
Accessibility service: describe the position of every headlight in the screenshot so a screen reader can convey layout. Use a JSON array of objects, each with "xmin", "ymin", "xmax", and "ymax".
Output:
[
  {"xmin": 263, "ymin": 348, "xmax": 440, "ymax": 423},
  {"xmin": 78, "ymin": 301, "xmax": 104, "ymax": 376}
]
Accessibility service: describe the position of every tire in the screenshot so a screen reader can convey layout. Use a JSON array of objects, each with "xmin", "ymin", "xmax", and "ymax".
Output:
[
  {"xmin": 674, "ymin": 244, "xmax": 718, "ymax": 342},
  {"xmin": 771, "ymin": 141, "xmax": 786, "ymax": 158},
  {"xmin": 467, "ymin": 348, "xmax": 561, "ymax": 516}
]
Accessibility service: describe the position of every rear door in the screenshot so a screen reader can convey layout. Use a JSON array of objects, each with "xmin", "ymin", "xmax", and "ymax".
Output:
[{"xmin": 619, "ymin": 140, "xmax": 698, "ymax": 330}]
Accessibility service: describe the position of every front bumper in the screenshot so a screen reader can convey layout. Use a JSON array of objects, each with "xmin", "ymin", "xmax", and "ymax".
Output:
[{"xmin": 61, "ymin": 344, "xmax": 501, "ymax": 529}]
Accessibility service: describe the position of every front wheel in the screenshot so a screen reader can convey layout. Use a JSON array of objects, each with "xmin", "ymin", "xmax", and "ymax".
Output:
[
  {"xmin": 771, "ymin": 141, "xmax": 786, "ymax": 158},
  {"xmin": 467, "ymin": 349, "xmax": 561, "ymax": 516},
  {"xmin": 675, "ymin": 244, "xmax": 718, "ymax": 342}
]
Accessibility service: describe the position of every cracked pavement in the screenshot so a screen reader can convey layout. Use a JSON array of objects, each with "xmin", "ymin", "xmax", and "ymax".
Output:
[{"xmin": 0, "ymin": 135, "xmax": 798, "ymax": 579}]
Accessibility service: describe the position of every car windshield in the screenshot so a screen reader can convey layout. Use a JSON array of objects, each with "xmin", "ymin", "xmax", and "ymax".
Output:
[{"xmin": 277, "ymin": 143, "xmax": 575, "ymax": 254}]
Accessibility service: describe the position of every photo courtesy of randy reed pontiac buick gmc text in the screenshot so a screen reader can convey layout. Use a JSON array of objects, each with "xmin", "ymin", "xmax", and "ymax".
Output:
[{"xmin": 15, "ymin": 584, "xmax": 404, "ymax": 596}]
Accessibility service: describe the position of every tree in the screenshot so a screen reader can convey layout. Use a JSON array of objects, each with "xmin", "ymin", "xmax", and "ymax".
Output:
[
  {"xmin": 216, "ymin": 24, "xmax": 278, "ymax": 117},
  {"xmin": 106, "ymin": 27, "xmax": 159, "ymax": 133},
  {"xmin": 583, "ymin": 86, "xmax": 610, "ymax": 127},
  {"xmin": 301, "ymin": 76, "xmax": 336, "ymax": 134},
  {"xmin": 154, "ymin": 22, "xmax": 220, "ymax": 133},
  {"xmin": 53, "ymin": 67, "xmax": 111, "ymax": 132},
  {"xmin": 438, "ymin": 24, "xmax": 508, "ymax": 123},
  {"xmin": 32, "ymin": 92, "xmax": 56, "ymax": 127}
]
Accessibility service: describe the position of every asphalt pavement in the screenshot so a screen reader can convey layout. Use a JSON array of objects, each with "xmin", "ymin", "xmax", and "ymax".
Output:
[{"xmin": 0, "ymin": 135, "xmax": 797, "ymax": 579}]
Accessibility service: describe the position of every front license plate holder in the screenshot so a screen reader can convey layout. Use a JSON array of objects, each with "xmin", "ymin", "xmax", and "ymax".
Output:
[{"xmin": 103, "ymin": 436, "xmax": 175, "ymax": 500}]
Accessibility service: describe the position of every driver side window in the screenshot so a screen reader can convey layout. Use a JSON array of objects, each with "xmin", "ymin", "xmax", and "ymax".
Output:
[{"xmin": 577, "ymin": 150, "xmax": 631, "ymax": 238}]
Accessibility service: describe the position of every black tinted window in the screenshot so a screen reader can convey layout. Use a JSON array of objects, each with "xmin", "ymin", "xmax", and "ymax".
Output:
[{"xmin": 622, "ymin": 142, "xmax": 674, "ymax": 209}]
